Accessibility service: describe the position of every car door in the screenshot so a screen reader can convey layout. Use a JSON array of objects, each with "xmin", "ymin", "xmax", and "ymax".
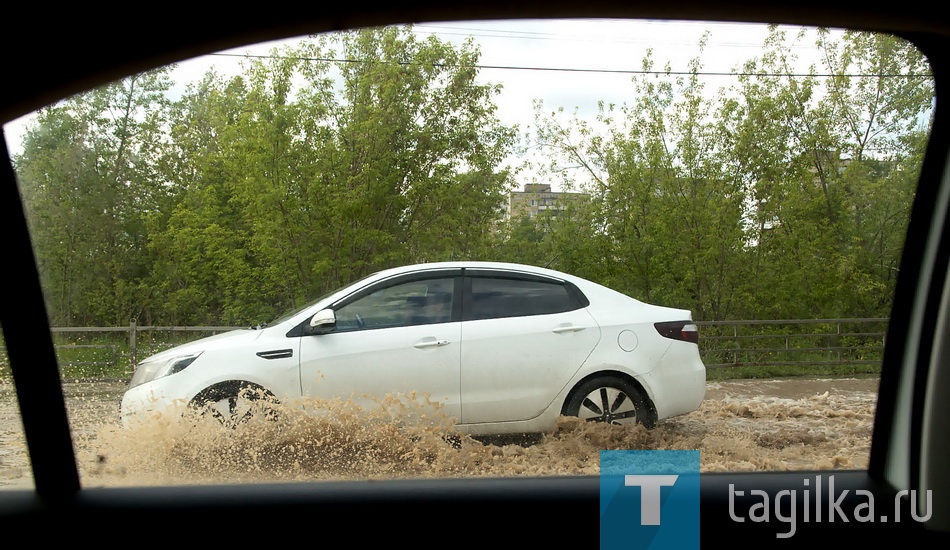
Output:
[
  {"xmin": 459, "ymin": 271, "xmax": 601, "ymax": 424},
  {"xmin": 298, "ymin": 274, "xmax": 462, "ymax": 423}
]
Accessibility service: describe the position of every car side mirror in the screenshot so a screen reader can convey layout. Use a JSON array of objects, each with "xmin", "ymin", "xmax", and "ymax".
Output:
[{"xmin": 309, "ymin": 308, "xmax": 336, "ymax": 333}]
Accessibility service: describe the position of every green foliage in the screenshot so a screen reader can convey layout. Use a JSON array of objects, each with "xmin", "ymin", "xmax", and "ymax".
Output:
[
  {"xmin": 14, "ymin": 68, "xmax": 173, "ymax": 325},
  {"xmin": 11, "ymin": 26, "xmax": 933, "ymax": 328},
  {"xmin": 526, "ymin": 27, "xmax": 930, "ymax": 321}
]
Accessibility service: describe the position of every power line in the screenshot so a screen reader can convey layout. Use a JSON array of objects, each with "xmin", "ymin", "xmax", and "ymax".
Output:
[{"xmin": 206, "ymin": 52, "xmax": 933, "ymax": 79}]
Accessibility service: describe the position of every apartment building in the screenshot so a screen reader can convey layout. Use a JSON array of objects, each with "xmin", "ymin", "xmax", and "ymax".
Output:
[{"xmin": 507, "ymin": 183, "xmax": 589, "ymax": 220}]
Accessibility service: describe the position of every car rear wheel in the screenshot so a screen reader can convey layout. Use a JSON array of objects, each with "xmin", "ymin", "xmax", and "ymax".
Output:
[
  {"xmin": 563, "ymin": 376, "xmax": 655, "ymax": 428},
  {"xmin": 190, "ymin": 383, "xmax": 279, "ymax": 429}
]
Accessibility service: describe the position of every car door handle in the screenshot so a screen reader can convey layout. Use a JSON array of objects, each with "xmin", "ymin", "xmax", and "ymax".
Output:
[
  {"xmin": 552, "ymin": 325, "xmax": 585, "ymax": 333},
  {"xmin": 414, "ymin": 339, "xmax": 451, "ymax": 348}
]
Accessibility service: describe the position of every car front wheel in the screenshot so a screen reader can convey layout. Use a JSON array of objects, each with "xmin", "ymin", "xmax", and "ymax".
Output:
[
  {"xmin": 190, "ymin": 383, "xmax": 279, "ymax": 428},
  {"xmin": 562, "ymin": 376, "xmax": 655, "ymax": 428}
]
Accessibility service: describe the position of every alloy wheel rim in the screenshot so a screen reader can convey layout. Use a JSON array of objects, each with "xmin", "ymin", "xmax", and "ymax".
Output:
[
  {"xmin": 577, "ymin": 387, "xmax": 638, "ymax": 425},
  {"xmin": 208, "ymin": 396, "xmax": 254, "ymax": 427}
]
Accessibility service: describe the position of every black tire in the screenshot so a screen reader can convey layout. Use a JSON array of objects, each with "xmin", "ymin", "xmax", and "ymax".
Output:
[
  {"xmin": 562, "ymin": 376, "xmax": 655, "ymax": 428},
  {"xmin": 190, "ymin": 383, "xmax": 279, "ymax": 429}
]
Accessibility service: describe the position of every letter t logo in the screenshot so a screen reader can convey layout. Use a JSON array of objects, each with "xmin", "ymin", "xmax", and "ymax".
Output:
[{"xmin": 625, "ymin": 475, "xmax": 680, "ymax": 525}]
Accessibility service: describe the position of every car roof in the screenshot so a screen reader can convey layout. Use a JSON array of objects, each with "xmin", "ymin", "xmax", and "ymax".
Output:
[{"xmin": 375, "ymin": 261, "xmax": 573, "ymax": 279}]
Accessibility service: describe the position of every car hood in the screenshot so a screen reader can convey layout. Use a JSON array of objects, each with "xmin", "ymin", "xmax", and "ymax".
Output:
[{"xmin": 140, "ymin": 328, "xmax": 264, "ymax": 363}]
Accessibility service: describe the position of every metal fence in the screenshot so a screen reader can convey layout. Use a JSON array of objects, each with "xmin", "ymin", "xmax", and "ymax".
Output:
[
  {"xmin": 0, "ymin": 317, "xmax": 890, "ymax": 377},
  {"xmin": 695, "ymin": 318, "xmax": 888, "ymax": 369}
]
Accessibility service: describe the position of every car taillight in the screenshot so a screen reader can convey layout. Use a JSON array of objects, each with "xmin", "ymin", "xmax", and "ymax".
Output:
[{"xmin": 654, "ymin": 321, "xmax": 699, "ymax": 344}]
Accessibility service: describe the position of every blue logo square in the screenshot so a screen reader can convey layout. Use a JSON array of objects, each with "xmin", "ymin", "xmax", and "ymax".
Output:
[{"xmin": 600, "ymin": 450, "xmax": 700, "ymax": 550}]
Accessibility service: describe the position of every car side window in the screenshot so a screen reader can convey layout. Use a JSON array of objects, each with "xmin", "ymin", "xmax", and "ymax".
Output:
[
  {"xmin": 468, "ymin": 276, "xmax": 578, "ymax": 321},
  {"xmin": 334, "ymin": 277, "xmax": 455, "ymax": 331}
]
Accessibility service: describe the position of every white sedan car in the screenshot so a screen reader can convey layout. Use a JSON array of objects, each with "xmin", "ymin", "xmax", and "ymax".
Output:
[{"xmin": 120, "ymin": 261, "xmax": 706, "ymax": 435}]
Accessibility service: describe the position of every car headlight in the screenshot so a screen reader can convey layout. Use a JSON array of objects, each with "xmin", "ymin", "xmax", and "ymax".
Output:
[{"xmin": 128, "ymin": 351, "xmax": 203, "ymax": 389}]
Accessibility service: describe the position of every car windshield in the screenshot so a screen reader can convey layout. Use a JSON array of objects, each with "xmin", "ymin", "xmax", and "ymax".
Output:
[
  {"xmin": 268, "ymin": 275, "xmax": 374, "ymax": 327},
  {"xmin": 1, "ymin": 18, "xmax": 933, "ymax": 489}
]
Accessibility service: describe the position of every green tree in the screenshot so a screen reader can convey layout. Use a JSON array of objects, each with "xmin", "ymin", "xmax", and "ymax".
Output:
[
  {"xmin": 14, "ymin": 68, "xmax": 173, "ymax": 325},
  {"xmin": 721, "ymin": 27, "xmax": 932, "ymax": 318},
  {"xmin": 148, "ymin": 26, "xmax": 517, "ymax": 323},
  {"xmin": 532, "ymin": 43, "xmax": 749, "ymax": 320}
]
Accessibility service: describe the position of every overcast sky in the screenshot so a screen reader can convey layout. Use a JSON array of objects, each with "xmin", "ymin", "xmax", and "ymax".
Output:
[{"xmin": 3, "ymin": 18, "xmax": 839, "ymax": 187}]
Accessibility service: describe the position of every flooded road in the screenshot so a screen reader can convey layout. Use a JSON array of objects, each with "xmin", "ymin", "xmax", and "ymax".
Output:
[{"xmin": 0, "ymin": 376, "xmax": 878, "ymax": 489}]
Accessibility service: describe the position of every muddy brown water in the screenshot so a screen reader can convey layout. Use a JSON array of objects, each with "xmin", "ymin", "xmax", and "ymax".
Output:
[{"xmin": 0, "ymin": 376, "xmax": 878, "ymax": 489}]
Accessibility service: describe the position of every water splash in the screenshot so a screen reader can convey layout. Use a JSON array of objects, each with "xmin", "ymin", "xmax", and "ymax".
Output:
[{"xmin": 73, "ymin": 378, "xmax": 877, "ymax": 487}]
